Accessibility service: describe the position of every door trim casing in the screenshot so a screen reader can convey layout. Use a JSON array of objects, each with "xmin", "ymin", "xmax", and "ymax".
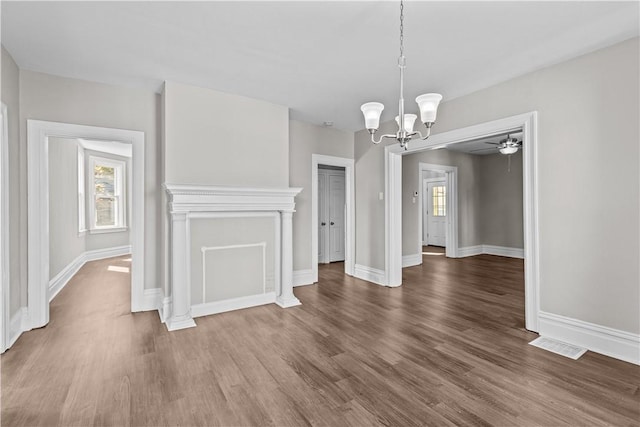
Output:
[
  {"xmin": 385, "ymin": 111, "xmax": 539, "ymax": 332},
  {"xmin": 27, "ymin": 120, "xmax": 145, "ymax": 330},
  {"xmin": 0, "ymin": 104, "xmax": 9, "ymax": 353},
  {"xmin": 311, "ymin": 154, "xmax": 355, "ymax": 283},
  {"xmin": 318, "ymin": 168, "xmax": 346, "ymax": 264},
  {"xmin": 419, "ymin": 171, "xmax": 456, "ymax": 253}
]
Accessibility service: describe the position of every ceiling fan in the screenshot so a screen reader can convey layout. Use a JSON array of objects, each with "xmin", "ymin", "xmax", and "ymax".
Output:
[{"xmin": 483, "ymin": 134, "xmax": 522, "ymax": 155}]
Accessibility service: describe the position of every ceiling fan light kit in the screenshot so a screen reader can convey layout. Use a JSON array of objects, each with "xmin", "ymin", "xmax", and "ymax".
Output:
[
  {"xmin": 360, "ymin": 0, "xmax": 442, "ymax": 150},
  {"xmin": 499, "ymin": 145, "xmax": 519, "ymax": 155}
]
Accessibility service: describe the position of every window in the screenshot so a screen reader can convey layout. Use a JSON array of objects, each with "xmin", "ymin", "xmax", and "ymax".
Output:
[
  {"xmin": 89, "ymin": 156, "xmax": 126, "ymax": 231},
  {"xmin": 432, "ymin": 185, "xmax": 446, "ymax": 217}
]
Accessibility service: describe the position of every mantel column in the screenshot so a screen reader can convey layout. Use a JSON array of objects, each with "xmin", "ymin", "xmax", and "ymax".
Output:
[
  {"xmin": 276, "ymin": 211, "xmax": 301, "ymax": 308},
  {"xmin": 166, "ymin": 211, "xmax": 197, "ymax": 331}
]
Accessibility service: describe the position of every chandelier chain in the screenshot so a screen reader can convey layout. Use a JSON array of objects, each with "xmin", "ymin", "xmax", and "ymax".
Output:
[{"xmin": 399, "ymin": 0, "xmax": 404, "ymax": 58}]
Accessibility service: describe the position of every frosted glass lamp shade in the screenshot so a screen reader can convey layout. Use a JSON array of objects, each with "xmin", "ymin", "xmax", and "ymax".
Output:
[
  {"xmin": 415, "ymin": 93, "xmax": 443, "ymax": 124},
  {"xmin": 499, "ymin": 146, "xmax": 518, "ymax": 155},
  {"xmin": 395, "ymin": 114, "xmax": 417, "ymax": 133},
  {"xmin": 360, "ymin": 102, "xmax": 385, "ymax": 130}
]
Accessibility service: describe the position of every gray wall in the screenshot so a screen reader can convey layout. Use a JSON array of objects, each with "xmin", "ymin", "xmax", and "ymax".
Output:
[
  {"xmin": 19, "ymin": 70, "xmax": 162, "ymax": 294},
  {"xmin": 164, "ymin": 81, "xmax": 289, "ymax": 187},
  {"xmin": 190, "ymin": 217, "xmax": 276, "ymax": 304},
  {"xmin": 479, "ymin": 151, "xmax": 524, "ymax": 248},
  {"xmin": 48, "ymin": 137, "xmax": 85, "ymax": 278},
  {"xmin": 289, "ymin": 119, "xmax": 354, "ymax": 271},
  {"xmin": 1, "ymin": 46, "xmax": 22, "ymax": 318},
  {"xmin": 354, "ymin": 119, "xmax": 396, "ymax": 270},
  {"xmin": 355, "ymin": 37, "xmax": 639, "ymax": 334}
]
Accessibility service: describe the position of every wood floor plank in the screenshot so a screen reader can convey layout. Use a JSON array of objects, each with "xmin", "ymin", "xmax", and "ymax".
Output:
[{"xmin": 2, "ymin": 252, "xmax": 639, "ymax": 426}]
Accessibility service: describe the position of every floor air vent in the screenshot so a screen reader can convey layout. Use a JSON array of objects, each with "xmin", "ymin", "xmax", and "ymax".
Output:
[{"xmin": 529, "ymin": 336, "xmax": 587, "ymax": 360}]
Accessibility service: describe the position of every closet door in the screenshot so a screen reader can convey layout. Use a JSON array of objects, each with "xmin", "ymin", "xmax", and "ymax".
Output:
[
  {"xmin": 328, "ymin": 174, "xmax": 345, "ymax": 262},
  {"xmin": 317, "ymin": 170, "xmax": 328, "ymax": 263}
]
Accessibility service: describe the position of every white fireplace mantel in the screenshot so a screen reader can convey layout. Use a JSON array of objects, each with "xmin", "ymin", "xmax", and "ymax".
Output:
[{"xmin": 163, "ymin": 184, "xmax": 302, "ymax": 331}]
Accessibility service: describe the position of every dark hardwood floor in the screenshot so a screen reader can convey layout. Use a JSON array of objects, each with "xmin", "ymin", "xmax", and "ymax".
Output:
[{"xmin": 2, "ymin": 253, "xmax": 639, "ymax": 426}]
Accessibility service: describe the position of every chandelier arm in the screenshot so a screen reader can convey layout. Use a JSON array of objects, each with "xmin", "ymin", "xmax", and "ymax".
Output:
[
  {"xmin": 370, "ymin": 133, "xmax": 398, "ymax": 145},
  {"xmin": 419, "ymin": 126, "xmax": 432, "ymax": 140}
]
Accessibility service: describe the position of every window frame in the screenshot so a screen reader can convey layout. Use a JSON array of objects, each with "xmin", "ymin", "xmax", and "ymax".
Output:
[
  {"xmin": 88, "ymin": 155, "xmax": 127, "ymax": 233},
  {"xmin": 77, "ymin": 146, "xmax": 86, "ymax": 235}
]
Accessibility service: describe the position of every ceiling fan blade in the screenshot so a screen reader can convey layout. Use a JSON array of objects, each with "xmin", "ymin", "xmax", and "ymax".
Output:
[
  {"xmin": 484, "ymin": 142, "xmax": 501, "ymax": 145},
  {"xmin": 470, "ymin": 147, "xmax": 496, "ymax": 153}
]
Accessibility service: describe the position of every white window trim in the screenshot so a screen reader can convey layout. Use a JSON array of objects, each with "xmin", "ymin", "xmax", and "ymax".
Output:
[
  {"xmin": 88, "ymin": 155, "xmax": 127, "ymax": 232},
  {"xmin": 77, "ymin": 145, "xmax": 86, "ymax": 235}
]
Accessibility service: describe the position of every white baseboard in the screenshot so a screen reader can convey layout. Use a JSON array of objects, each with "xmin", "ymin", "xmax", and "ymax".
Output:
[
  {"xmin": 191, "ymin": 292, "xmax": 276, "ymax": 318},
  {"xmin": 456, "ymin": 244, "xmax": 524, "ymax": 259},
  {"xmin": 160, "ymin": 297, "xmax": 171, "ymax": 323},
  {"xmin": 142, "ymin": 288, "xmax": 164, "ymax": 311},
  {"xmin": 457, "ymin": 245, "xmax": 483, "ymax": 258},
  {"xmin": 482, "ymin": 245, "xmax": 524, "ymax": 259},
  {"xmin": 538, "ymin": 311, "xmax": 640, "ymax": 365},
  {"xmin": 402, "ymin": 253, "xmax": 422, "ymax": 268},
  {"xmin": 49, "ymin": 253, "xmax": 86, "ymax": 301},
  {"xmin": 293, "ymin": 269, "xmax": 314, "ymax": 287},
  {"xmin": 49, "ymin": 245, "xmax": 132, "ymax": 302},
  {"xmin": 9, "ymin": 307, "xmax": 28, "ymax": 348},
  {"xmin": 84, "ymin": 245, "xmax": 132, "ymax": 262},
  {"xmin": 354, "ymin": 264, "xmax": 386, "ymax": 286}
]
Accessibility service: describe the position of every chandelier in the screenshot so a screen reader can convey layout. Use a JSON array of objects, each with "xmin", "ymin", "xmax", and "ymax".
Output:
[{"xmin": 360, "ymin": 0, "xmax": 442, "ymax": 150}]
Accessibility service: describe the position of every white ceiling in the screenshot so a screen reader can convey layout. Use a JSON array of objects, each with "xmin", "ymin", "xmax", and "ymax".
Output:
[
  {"xmin": 2, "ymin": 1, "xmax": 638, "ymax": 131},
  {"xmin": 78, "ymin": 138, "xmax": 133, "ymax": 158}
]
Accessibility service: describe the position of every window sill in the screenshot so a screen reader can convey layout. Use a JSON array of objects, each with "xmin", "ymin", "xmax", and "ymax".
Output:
[
  {"xmin": 78, "ymin": 230, "xmax": 87, "ymax": 237},
  {"xmin": 89, "ymin": 227, "xmax": 128, "ymax": 235}
]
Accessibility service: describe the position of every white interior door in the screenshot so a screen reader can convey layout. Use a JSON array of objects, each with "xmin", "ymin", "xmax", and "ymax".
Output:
[
  {"xmin": 426, "ymin": 181, "xmax": 447, "ymax": 247},
  {"xmin": 329, "ymin": 174, "xmax": 345, "ymax": 262},
  {"xmin": 318, "ymin": 172, "xmax": 327, "ymax": 263}
]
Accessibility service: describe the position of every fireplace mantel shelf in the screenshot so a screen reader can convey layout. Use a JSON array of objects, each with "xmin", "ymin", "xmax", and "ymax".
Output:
[{"xmin": 164, "ymin": 184, "xmax": 302, "ymax": 213}]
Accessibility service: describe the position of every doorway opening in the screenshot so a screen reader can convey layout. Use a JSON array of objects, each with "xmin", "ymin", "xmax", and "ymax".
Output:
[
  {"xmin": 385, "ymin": 111, "xmax": 539, "ymax": 332},
  {"xmin": 47, "ymin": 137, "xmax": 133, "ymax": 302},
  {"xmin": 311, "ymin": 154, "xmax": 354, "ymax": 283},
  {"xmin": 26, "ymin": 120, "xmax": 145, "ymax": 332}
]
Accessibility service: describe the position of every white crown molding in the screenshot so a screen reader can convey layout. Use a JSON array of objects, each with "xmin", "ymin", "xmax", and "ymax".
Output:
[
  {"xmin": 164, "ymin": 184, "xmax": 302, "ymax": 213},
  {"xmin": 539, "ymin": 311, "xmax": 640, "ymax": 365}
]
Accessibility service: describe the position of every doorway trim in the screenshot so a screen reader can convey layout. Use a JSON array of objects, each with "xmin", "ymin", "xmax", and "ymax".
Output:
[
  {"xmin": 0, "ymin": 104, "xmax": 9, "ymax": 353},
  {"xmin": 311, "ymin": 154, "xmax": 355, "ymax": 282},
  {"xmin": 385, "ymin": 111, "xmax": 539, "ymax": 332},
  {"xmin": 418, "ymin": 163, "xmax": 458, "ymax": 258},
  {"xmin": 27, "ymin": 120, "xmax": 145, "ymax": 329}
]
